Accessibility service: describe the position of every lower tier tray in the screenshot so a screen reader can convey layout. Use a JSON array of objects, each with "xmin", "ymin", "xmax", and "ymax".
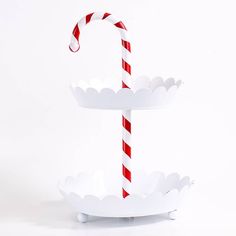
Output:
[{"xmin": 58, "ymin": 171, "xmax": 192, "ymax": 222}]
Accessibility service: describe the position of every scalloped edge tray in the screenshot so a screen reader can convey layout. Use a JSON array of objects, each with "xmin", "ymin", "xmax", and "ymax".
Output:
[
  {"xmin": 59, "ymin": 171, "xmax": 192, "ymax": 218},
  {"xmin": 71, "ymin": 77, "xmax": 182, "ymax": 110}
]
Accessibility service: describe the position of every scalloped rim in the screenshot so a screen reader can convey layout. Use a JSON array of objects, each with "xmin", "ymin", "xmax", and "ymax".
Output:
[
  {"xmin": 71, "ymin": 77, "xmax": 182, "ymax": 110},
  {"xmin": 59, "ymin": 171, "xmax": 192, "ymax": 217}
]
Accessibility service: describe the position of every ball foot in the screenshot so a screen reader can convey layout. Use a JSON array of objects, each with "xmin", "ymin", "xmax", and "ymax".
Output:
[
  {"xmin": 168, "ymin": 210, "xmax": 177, "ymax": 220},
  {"xmin": 77, "ymin": 213, "xmax": 88, "ymax": 223}
]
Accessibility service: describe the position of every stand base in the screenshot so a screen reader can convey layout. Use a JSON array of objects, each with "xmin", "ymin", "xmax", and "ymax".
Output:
[
  {"xmin": 77, "ymin": 210, "xmax": 178, "ymax": 223},
  {"xmin": 77, "ymin": 213, "xmax": 89, "ymax": 223},
  {"xmin": 168, "ymin": 210, "xmax": 177, "ymax": 220}
]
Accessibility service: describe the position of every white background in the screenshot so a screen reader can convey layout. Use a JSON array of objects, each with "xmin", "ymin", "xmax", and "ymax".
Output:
[{"xmin": 1, "ymin": 0, "xmax": 236, "ymax": 235}]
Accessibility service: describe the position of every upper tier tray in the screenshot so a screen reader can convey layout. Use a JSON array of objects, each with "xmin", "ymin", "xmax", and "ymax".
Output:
[{"xmin": 71, "ymin": 76, "xmax": 182, "ymax": 110}]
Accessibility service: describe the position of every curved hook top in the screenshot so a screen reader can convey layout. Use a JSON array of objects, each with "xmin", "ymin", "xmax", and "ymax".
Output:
[{"xmin": 69, "ymin": 12, "xmax": 132, "ymax": 88}]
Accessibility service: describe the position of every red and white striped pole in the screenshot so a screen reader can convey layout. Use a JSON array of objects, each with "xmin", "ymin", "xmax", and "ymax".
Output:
[{"xmin": 69, "ymin": 12, "xmax": 132, "ymax": 198}]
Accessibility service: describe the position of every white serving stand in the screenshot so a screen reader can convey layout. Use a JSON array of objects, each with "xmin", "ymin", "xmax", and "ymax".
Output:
[{"xmin": 59, "ymin": 76, "xmax": 192, "ymax": 223}]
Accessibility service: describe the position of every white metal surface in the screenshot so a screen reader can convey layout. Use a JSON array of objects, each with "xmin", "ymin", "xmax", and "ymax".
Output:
[
  {"xmin": 71, "ymin": 77, "xmax": 181, "ymax": 110},
  {"xmin": 59, "ymin": 171, "xmax": 191, "ymax": 219}
]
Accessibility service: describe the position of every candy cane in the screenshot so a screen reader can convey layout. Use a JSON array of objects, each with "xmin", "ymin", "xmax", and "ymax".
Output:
[{"xmin": 69, "ymin": 12, "xmax": 132, "ymax": 198}]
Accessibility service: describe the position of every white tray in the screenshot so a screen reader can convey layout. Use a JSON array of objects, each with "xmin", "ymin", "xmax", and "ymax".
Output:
[
  {"xmin": 59, "ymin": 171, "xmax": 191, "ymax": 222},
  {"xmin": 71, "ymin": 77, "xmax": 181, "ymax": 110}
]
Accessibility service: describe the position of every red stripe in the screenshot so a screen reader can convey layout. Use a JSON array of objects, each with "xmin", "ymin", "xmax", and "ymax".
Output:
[
  {"xmin": 122, "ymin": 188, "xmax": 130, "ymax": 198},
  {"xmin": 122, "ymin": 164, "xmax": 131, "ymax": 182},
  {"xmin": 122, "ymin": 81, "xmax": 130, "ymax": 88},
  {"xmin": 102, "ymin": 13, "xmax": 111, "ymax": 19},
  {"xmin": 86, "ymin": 13, "xmax": 94, "ymax": 24},
  {"xmin": 122, "ymin": 40, "xmax": 131, "ymax": 52},
  {"xmin": 122, "ymin": 59, "xmax": 131, "ymax": 75},
  {"xmin": 122, "ymin": 116, "xmax": 131, "ymax": 133},
  {"xmin": 114, "ymin": 21, "xmax": 127, "ymax": 30},
  {"xmin": 72, "ymin": 24, "xmax": 80, "ymax": 40},
  {"xmin": 122, "ymin": 140, "xmax": 131, "ymax": 158}
]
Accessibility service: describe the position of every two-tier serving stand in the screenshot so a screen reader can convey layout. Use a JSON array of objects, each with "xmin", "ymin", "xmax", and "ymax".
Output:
[{"xmin": 59, "ymin": 12, "xmax": 192, "ymax": 223}]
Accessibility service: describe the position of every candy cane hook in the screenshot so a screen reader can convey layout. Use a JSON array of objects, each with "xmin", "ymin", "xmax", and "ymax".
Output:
[{"xmin": 69, "ymin": 12, "xmax": 132, "ymax": 198}]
